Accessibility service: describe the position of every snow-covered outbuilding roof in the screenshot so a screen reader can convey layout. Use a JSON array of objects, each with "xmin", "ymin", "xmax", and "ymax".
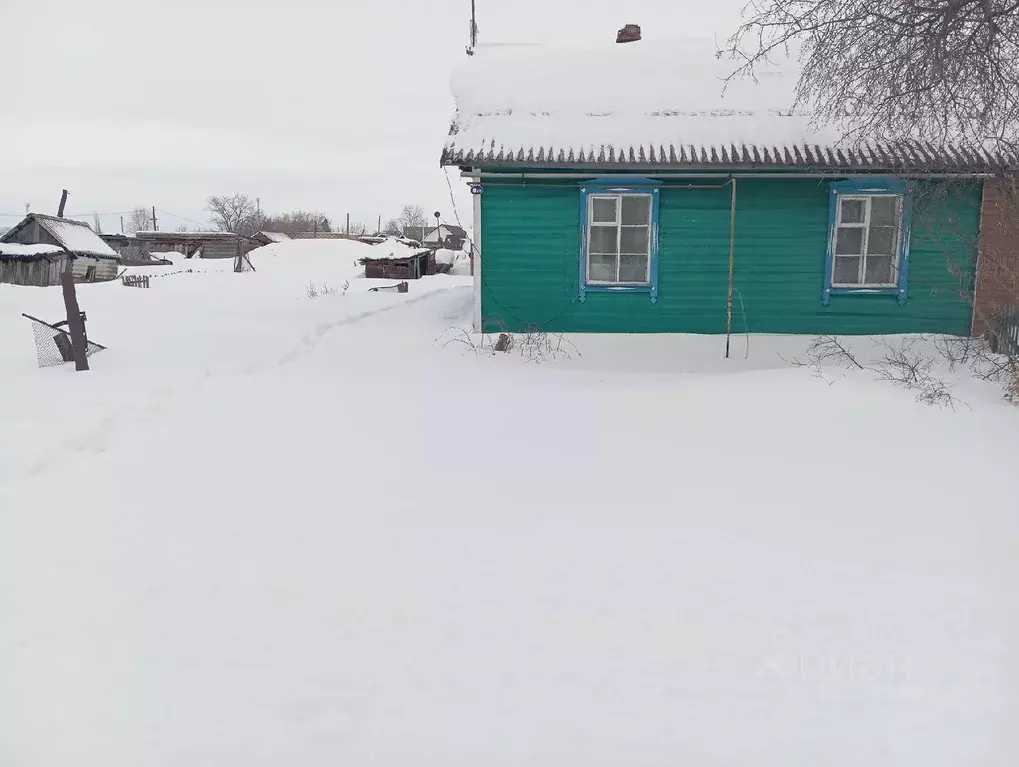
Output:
[
  {"xmin": 257, "ymin": 231, "xmax": 291, "ymax": 243},
  {"xmin": 442, "ymin": 39, "xmax": 1011, "ymax": 172},
  {"xmin": 0, "ymin": 214, "xmax": 119, "ymax": 259},
  {"xmin": 363, "ymin": 236, "xmax": 430, "ymax": 261},
  {"xmin": 0, "ymin": 243, "xmax": 65, "ymax": 259},
  {"xmin": 423, "ymin": 224, "xmax": 466, "ymax": 243}
]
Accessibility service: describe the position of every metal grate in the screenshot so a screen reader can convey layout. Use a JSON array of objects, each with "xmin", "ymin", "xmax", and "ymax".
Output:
[{"xmin": 22, "ymin": 313, "xmax": 106, "ymax": 368}]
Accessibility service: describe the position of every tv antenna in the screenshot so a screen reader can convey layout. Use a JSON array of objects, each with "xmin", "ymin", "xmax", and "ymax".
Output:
[{"xmin": 466, "ymin": 0, "xmax": 478, "ymax": 55}]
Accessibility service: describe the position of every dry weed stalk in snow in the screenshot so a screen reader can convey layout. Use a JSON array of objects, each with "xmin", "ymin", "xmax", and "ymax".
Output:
[
  {"xmin": 438, "ymin": 327, "xmax": 579, "ymax": 364},
  {"xmin": 305, "ymin": 280, "xmax": 349, "ymax": 299}
]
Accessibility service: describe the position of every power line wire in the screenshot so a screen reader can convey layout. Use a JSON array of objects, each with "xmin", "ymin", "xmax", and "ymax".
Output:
[{"xmin": 156, "ymin": 209, "xmax": 212, "ymax": 228}]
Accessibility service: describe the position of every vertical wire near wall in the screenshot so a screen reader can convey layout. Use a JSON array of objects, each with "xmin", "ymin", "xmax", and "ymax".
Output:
[{"xmin": 725, "ymin": 177, "xmax": 738, "ymax": 359}]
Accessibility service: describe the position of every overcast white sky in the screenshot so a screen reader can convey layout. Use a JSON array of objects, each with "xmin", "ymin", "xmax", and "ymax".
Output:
[{"xmin": 0, "ymin": 0, "xmax": 743, "ymax": 233}]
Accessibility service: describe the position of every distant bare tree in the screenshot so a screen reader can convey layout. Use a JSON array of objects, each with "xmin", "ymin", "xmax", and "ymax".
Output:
[
  {"xmin": 724, "ymin": 0, "xmax": 1019, "ymax": 152},
  {"xmin": 382, "ymin": 218, "xmax": 403, "ymax": 236},
  {"xmin": 206, "ymin": 194, "xmax": 259, "ymax": 235},
  {"xmin": 125, "ymin": 207, "xmax": 152, "ymax": 235},
  {"xmin": 260, "ymin": 211, "xmax": 332, "ymax": 237},
  {"xmin": 398, "ymin": 204, "xmax": 429, "ymax": 230}
]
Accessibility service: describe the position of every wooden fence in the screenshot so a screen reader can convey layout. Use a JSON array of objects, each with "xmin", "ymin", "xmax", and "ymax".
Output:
[
  {"xmin": 122, "ymin": 274, "xmax": 150, "ymax": 288},
  {"xmin": 990, "ymin": 305, "xmax": 1019, "ymax": 357}
]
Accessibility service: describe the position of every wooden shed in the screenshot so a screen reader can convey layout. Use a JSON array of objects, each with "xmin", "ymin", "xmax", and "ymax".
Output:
[
  {"xmin": 133, "ymin": 231, "xmax": 257, "ymax": 259},
  {"xmin": 0, "ymin": 214, "xmax": 120, "ymax": 285},
  {"xmin": 0, "ymin": 244, "xmax": 70, "ymax": 286},
  {"xmin": 100, "ymin": 234, "xmax": 172, "ymax": 266},
  {"xmin": 362, "ymin": 236, "xmax": 433, "ymax": 279}
]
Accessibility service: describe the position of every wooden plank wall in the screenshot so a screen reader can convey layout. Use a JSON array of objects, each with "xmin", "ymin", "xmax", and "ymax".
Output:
[{"xmin": 0, "ymin": 256, "xmax": 69, "ymax": 286}]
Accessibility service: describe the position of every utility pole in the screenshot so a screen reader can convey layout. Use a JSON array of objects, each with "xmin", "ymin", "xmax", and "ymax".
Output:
[
  {"xmin": 56, "ymin": 189, "xmax": 89, "ymax": 371},
  {"xmin": 120, "ymin": 216, "xmax": 125, "ymax": 234},
  {"xmin": 377, "ymin": 214, "xmax": 381, "ymax": 236},
  {"xmin": 346, "ymin": 213, "xmax": 350, "ymax": 238},
  {"xmin": 151, "ymin": 206, "xmax": 158, "ymax": 231}
]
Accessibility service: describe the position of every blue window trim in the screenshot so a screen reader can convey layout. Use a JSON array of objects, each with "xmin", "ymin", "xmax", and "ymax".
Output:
[
  {"xmin": 822, "ymin": 177, "xmax": 912, "ymax": 306},
  {"xmin": 579, "ymin": 177, "xmax": 662, "ymax": 304}
]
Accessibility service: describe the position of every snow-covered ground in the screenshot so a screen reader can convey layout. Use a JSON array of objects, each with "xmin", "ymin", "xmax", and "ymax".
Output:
[{"xmin": 1, "ymin": 242, "xmax": 1018, "ymax": 766}]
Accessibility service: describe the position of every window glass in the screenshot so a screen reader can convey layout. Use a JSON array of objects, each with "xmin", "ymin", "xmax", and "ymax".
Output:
[
  {"xmin": 865, "ymin": 255, "xmax": 894, "ymax": 284},
  {"xmin": 591, "ymin": 198, "xmax": 617, "ymax": 224},
  {"xmin": 870, "ymin": 196, "xmax": 898, "ymax": 226},
  {"xmin": 589, "ymin": 225, "xmax": 618, "ymax": 255},
  {"xmin": 620, "ymin": 226, "xmax": 648, "ymax": 254},
  {"xmin": 839, "ymin": 198, "xmax": 865, "ymax": 224},
  {"xmin": 833, "ymin": 256, "xmax": 861, "ymax": 284},
  {"xmin": 835, "ymin": 228, "xmax": 863, "ymax": 255},
  {"xmin": 867, "ymin": 226, "xmax": 897, "ymax": 255},
  {"xmin": 618, "ymin": 254, "xmax": 648, "ymax": 283},
  {"xmin": 621, "ymin": 196, "xmax": 650, "ymax": 225}
]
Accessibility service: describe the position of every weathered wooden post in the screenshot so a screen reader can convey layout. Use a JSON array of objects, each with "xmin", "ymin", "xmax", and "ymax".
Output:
[{"xmin": 56, "ymin": 189, "xmax": 89, "ymax": 371}]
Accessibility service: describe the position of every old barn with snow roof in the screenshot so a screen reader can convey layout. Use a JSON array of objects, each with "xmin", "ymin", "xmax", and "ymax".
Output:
[
  {"xmin": 362, "ymin": 236, "xmax": 433, "ymax": 280},
  {"xmin": 442, "ymin": 37, "xmax": 1018, "ymax": 337},
  {"xmin": 0, "ymin": 214, "xmax": 121, "ymax": 286}
]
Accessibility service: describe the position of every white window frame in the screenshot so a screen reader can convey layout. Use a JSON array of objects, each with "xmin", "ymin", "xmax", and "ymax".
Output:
[
  {"xmin": 831, "ymin": 194, "xmax": 904, "ymax": 289},
  {"xmin": 585, "ymin": 193, "xmax": 652, "ymax": 286}
]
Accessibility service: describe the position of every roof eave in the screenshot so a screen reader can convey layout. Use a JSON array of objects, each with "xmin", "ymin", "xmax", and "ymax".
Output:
[{"xmin": 445, "ymin": 158, "xmax": 1008, "ymax": 177}]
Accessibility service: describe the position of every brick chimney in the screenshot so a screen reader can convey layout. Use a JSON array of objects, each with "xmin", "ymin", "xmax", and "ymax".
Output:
[{"xmin": 616, "ymin": 24, "xmax": 641, "ymax": 43}]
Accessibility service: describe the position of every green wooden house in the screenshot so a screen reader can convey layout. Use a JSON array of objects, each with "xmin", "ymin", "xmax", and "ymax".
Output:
[{"xmin": 441, "ymin": 39, "xmax": 1015, "ymax": 337}]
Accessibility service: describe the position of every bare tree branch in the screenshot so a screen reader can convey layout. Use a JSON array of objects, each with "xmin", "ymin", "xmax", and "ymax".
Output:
[{"xmin": 724, "ymin": 0, "xmax": 1019, "ymax": 154}]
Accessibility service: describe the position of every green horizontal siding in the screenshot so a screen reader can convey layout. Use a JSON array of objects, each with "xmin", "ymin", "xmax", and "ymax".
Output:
[{"xmin": 480, "ymin": 177, "xmax": 980, "ymax": 335}]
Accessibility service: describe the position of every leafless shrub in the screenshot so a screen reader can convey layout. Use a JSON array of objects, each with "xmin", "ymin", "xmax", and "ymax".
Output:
[
  {"xmin": 785, "ymin": 334, "xmax": 962, "ymax": 407},
  {"xmin": 965, "ymin": 341, "xmax": 1019, "ymax": 407},
  {"xmin": 934, "ymin": 335, "xmax": 982, "ymax": 371},
  {"xmin": 792, "ymin": 335, "xmax": 865, "ymax": 370},
  {"xmin": 872, "ymin": 338, "xmax": 960, "ymax": 409}
]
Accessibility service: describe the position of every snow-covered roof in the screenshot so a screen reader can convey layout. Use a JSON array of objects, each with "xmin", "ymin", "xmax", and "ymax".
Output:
[
  {"xmin": 0, "ymin": 243, "xmax": 65, "ymax": 258},
  {"xmin": 41, "ymin": 217, "xmax": 120, "ymax": 258},
  {"xmin": 257, "ymin": 231, "xmax": 291, "ymax": 243},
  {"xmin": 0, "ymin": 214, "xmax": 119, "ymax": 259},
  {"xmin": 364, "ymin": 236, "xmax": 430, "ymax": 261},
  {"xmin": 423, "ymin": 224, "xmax": 466, "ymax": 243},
  {"xmin": 135, "ymin": 231, "xmax": 245, "ymax": 241},
  {"xmin": 442, "ymin": 39, "xmax": 1008, "ymax": 171},
  {"xmin": 434, "ymin": 248, "xmax": 458, "ymax": 266}
]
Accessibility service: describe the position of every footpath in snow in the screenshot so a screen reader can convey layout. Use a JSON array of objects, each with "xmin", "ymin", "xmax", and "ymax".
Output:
[{"xmin": 1, "ymin": 240, "xmax": 1017, "ymax": 766}]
